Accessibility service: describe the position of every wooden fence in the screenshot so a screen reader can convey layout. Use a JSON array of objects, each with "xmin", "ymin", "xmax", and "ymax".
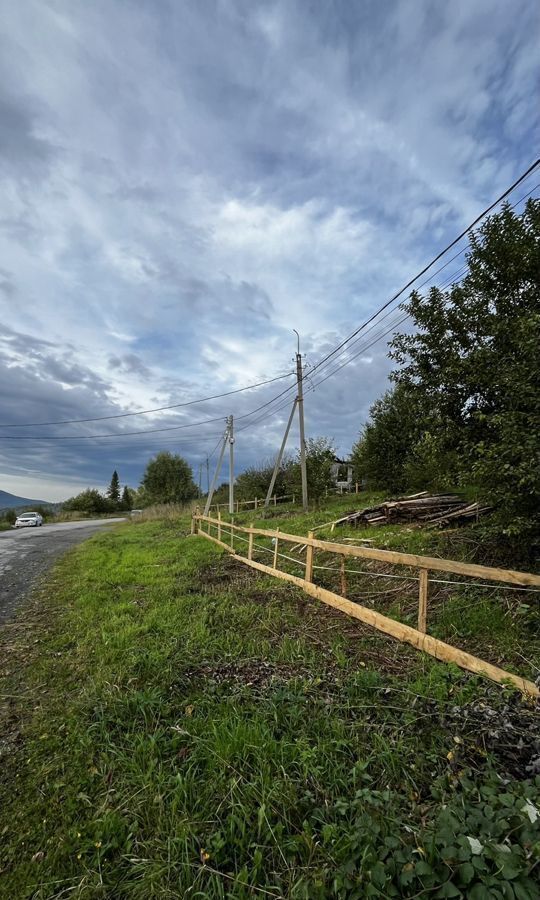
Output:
[
  {"xmin": 192, "ymin": 514, "xmax": 540, "ymax": 698},
  {"xmin": 210, "ymin": 493, "xmax": 296, "ymax": 514}
]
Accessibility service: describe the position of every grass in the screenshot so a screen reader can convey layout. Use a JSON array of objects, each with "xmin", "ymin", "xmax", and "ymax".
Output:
[{"xmin": 1, "ymin": 501, "xmax": 539, "ymax": 898}]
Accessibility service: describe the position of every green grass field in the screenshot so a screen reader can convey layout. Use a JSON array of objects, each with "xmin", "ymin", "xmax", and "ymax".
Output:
[{"xmin": 1, "ymin": 500, "xmax": 539, "ymax": 898}]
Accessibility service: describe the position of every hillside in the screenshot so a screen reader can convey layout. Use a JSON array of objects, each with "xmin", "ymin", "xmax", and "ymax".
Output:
[
  {"xmin": 1, "ymin": 495, "xmax": 539, "ymax": 897},
  {"xmin": 0, "ymin": 490, "xmax": 52, "ymax": 511}
]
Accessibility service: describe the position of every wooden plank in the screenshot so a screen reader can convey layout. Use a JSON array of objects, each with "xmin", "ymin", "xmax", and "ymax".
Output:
[
  {"xmin": 340, "ymin": 556, "xmax": 347, "ymax": 598},
  {"xmin": 305, "ymin": 531, "xmax": 314, "ymax": 583},
  {"xmin": 273, "ymin": 529, "xmax": 279, "ymax": 569},
  {"xmin": 195, "ymin": 517, "xmax": 540, "ymax": 588},
  {"xmin": 418, "ymin": 568, "xmax": 429, "ymax": 634},
  {"xmin": 196, "ymin": 530, "xmax": 539, "ymax": 698}
]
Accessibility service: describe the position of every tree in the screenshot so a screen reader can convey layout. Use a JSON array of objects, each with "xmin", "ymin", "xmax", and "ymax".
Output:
[
  {"xmin": 389, "ymin": 199, "xmax": 540, "ymax": 544},
  {"xmin": 63, "ymin": 489, "xmax": 112, "ymax": 515},
  {"xmin": 107, "ymin": 470, "xmax": 120, "ymax": 504},
  {"xmin": 234, "ymin": 456, "xmax": 294, "ymax": 502},
  {"xmin": 140, "ymin": 452, "xmax": 198, "ymax": 505},
  {"xmin": 351, "ymin": 385, "xmax": 424, "ymax": 493},
  {"xmin": 286, "ymin": 437, "xmax": 336, "ymax": 507},
  {"xmin": 120, "ymin": 485, "xmax": 133, "ymax": 510}
]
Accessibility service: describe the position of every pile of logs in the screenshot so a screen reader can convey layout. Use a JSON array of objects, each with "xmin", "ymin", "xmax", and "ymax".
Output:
[{"xmin": 334, "ymin": 492, "xmax": 490, "ymax": 529}]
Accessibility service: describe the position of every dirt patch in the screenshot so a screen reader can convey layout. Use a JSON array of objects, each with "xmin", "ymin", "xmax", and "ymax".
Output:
[
  {"xmin": 179, "ymin": 658, "xmax": 313, "ymax": 690},
  {"xmin": 441, "ymin": 689, "xmax": 540, "ymax": 780}
]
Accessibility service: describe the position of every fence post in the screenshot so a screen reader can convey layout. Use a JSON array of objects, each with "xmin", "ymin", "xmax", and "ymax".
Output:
[
  {"xmin": 340, "ymin": 556, "xmax": 347, "ymax": 597},
  {"xmin": 230, "ymin": 519, "xmax": 234, "ymax": 550},
  {"xmin": 273, "ymin": 529, "xmax": 280, "ymax": 568},
  {"xmin": 254, "ymin": 497, "xmax": 258, "ymax": 510},
  {"xmin": 191, "ymin": 514, "xmax": 196, "ymax": 535},
  {"xmin": 273, "ymin": 494, "xmax": 277, "ymax": 506},
  {"xmin": 355, "ymin": 482, "xmax": 359, "ymax": 494},
  {"xmin": 217, "ymin": 510, "xmax": 221, "ymax": 542},
  {"xmin": 418, "ymin": 568, "xmax": 429, "ymax": 633},
  {"xmin": 236, "ymin": 500, "xmax": 239, "ymax": 513},
  {"xmin": 305, "ymin": 531, "xmax": 314, "ymax": 583},
  {"xmin": 248, "ymin": 523, "xmax": 254, "ymax": 560}
]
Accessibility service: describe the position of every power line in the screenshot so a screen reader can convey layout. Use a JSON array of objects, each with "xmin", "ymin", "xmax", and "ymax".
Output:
[
  {"xmin": 0, "ymin": 371, "xmax": 295, "ymax": 429},
  {"xmin": 307, "ymin": 161, "xmax": 540, "ymax": 379},
  {"xmin": 304, "ymin": 181, "xmax": 539, "ymax": 388}
]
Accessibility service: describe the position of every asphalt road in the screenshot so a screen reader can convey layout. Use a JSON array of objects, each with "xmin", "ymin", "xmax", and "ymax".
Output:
[{"xmin": 0, "ymin": 518, "xmax": 125, "ymax": 624}]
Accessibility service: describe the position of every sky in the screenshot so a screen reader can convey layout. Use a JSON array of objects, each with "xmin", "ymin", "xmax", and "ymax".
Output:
[{"xmin": 0, "ymin": 0, "xmax": 539, "ymax": 501}]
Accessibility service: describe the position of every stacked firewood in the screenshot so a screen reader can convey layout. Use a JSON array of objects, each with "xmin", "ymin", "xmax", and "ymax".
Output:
[{"xmin": 334, "ymin": 492, "xmax": 490, "ymax": 528}]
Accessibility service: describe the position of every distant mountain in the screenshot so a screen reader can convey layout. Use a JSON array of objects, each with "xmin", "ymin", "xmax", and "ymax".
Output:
[{"xmin": 0, "ymin": 490, "xmax": 53, "ymax": 511}]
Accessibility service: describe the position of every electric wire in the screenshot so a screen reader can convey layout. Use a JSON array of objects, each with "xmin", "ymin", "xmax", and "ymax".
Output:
[
  {"xmin": 306, "ymin": 159, "xmax": 540, "ymax": 379},
  {"xmin": 0, "ymin": 371, "xmax": 295, "ymax": 429}
]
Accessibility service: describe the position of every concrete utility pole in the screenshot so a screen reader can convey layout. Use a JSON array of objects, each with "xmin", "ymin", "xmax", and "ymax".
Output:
[
  {"xmin": 228, "ymin": 414, "xmax": 235, "ymax": 515},
  {"xmin": 295, "ymin": 330, "xmax": 309, "ymax": 510},
  {"xmin": 204, "ymin": 425, "xmax": 229, "ymax": 516},
  {"xmin": 264, "ymin": 397, "xmax": 298, "ymax": 507}
]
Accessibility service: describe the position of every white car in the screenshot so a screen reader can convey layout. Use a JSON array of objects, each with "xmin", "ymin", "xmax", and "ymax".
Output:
[{"xmin": 14, "ymin": 512, "xmax": 43, "ymax": 528}]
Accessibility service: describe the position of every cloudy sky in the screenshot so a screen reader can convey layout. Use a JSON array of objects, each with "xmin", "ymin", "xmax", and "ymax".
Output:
[{"xmin": 0, "ymin": 0, "xmax": 538, "ymax": 501}]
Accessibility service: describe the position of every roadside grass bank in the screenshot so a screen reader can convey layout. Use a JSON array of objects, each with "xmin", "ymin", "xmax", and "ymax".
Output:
[{"xmin": 1, "ymin": 511, "xmax": 539, "ymax": 899}]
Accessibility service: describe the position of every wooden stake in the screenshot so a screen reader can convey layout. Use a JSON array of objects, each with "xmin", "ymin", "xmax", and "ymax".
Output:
[
  {"xmin": 418, "ymin": 568, "xmax": 429, "ymax": 633},
  {"xmin": 230, "ymin": 520, "xmax": 234, "ymax": 550},
  {"xmin": 254, "ymin": 497, "xmax": 258, "ymax": 510},
  {"xmin": 273, "ymin": 529, "xmax": 280, "ymax": 568},
  {"xmin": 340, "ymin": 556, "xmax": 347, "ymax": 597},
  {"xmin": 305, "ymin": 531, "xmax": 314, "ymax": 583},
  {"xmin": 248, "ymin": 524, "xmax": 254, "ymax": 560},
  {"xmin": 273, "ymin": 494, "xmax": 277, "ymax": 506}
]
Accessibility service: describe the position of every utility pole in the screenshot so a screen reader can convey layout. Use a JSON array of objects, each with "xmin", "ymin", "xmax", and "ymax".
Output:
[
  {"xmin": 295, "ymin": 330, "xmax": 309, "ymax": 510},
  {"xmin": 228, "ymin": 414, "xmax": 234, "ymax": 515},
  {"xmin": 204, "ymin": 424, "xmax": 229, "ymax": 516},
  {"xmin": 265, "ymin": 397, "xmax": 298, "ymax": 507}
]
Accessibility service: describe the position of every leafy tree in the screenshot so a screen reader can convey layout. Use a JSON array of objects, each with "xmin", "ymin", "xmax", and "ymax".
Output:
[
  {"xmin": 286, "ymin": 437, "xmax": 336, "ymax": 507},
  {"xmin": 140, "ymin": 452, "xmax": 198, "ymax": 505},
  {"xmin": 351, "ymin": 385, "xmax": 426, "ymax": 492},
  {"xmin": 234, "ymin": 456, "xmax": 293, "ymax": 502},
  {"xmin": 107, "ymin": 470, "xmax": 120, "ymax": 504},
  {"xmin": 63, "ymin": 489, "xmax": 112, "ymax": 515},
  {"xmin": 389, "ymin": 199, "xmax": 540, "ymax": 543}
]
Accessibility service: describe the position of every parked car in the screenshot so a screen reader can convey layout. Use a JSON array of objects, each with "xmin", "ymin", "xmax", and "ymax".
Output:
[{"xmin": 14, "ymin": 512, "xmax": 43, "ymax": 528}]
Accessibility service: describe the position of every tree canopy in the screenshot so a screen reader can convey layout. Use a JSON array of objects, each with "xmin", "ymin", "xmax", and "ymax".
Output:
[
  {"xmin": 140, "ymin": 452, "xmax": 198, "ymax": 505},
  {"xmin": 355, "ymin": 199, "xmax": 540, "ymax": 546}
]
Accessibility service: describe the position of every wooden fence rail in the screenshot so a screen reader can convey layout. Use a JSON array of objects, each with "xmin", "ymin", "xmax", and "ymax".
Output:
[
  {"xmin": 210, "ymin": 493, "xmax": 296, "ymax": 514},
  {"xmin": 193, "ymin": 514, "xmax": 540, "ymax": 698}
]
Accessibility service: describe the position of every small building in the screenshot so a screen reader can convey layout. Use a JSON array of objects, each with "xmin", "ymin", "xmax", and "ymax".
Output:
[{"xmin": 331, "ymin": 457, "xmax": 354, "ymax": 493}]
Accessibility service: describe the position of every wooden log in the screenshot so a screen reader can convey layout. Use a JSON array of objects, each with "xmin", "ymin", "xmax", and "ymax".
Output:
[
  {"xmin": 305, "ymin": 531, "xmax": 314, "ymax": 583},
  {"xmin": 418, "ymin": 568, "xmax": 429, "ymax": 633},
  {"xmin": 196, "ymin": 529, "xmax": 539, "ymax": 698}
]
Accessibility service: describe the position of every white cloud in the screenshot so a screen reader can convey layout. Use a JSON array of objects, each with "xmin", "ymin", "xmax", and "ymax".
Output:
[{"xmin": 0, "ymin": 0, "xmax": 538, "ymax": 494}]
